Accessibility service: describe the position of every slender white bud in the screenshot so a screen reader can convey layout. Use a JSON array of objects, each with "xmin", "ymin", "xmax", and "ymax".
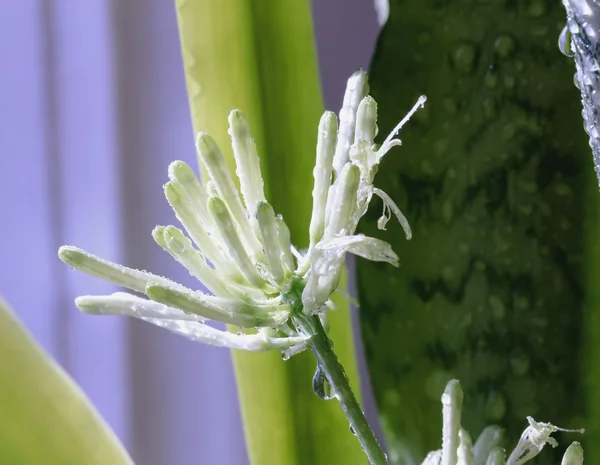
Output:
[
  {"xmin": 145, "ymin": 282, "xmax": 288, "ymax": 328},
  {"xmin": 473, "ymin": 426, "xmax": 504, "ymax": 465},
  {"xmin": 309, "ymin": 111, "xmax": 337, "ymax": 247},
  {"xmin": 486, "ymin": 448, "xmax": 507, "ymax": 465},
  {"xmin": 256, "ymin": 201, "xmax": 285, "ymax": 284},
  {"xmin": 152, "ymin": 225, "xmax": 230, "ymax": 296},
  {"xmin": 561, "ymin": 442, "xmax": 584, "ymax": 465},
  {"xmin": 457, "ymin": 429, "xmax": 475, "ymax": 465},
  {"xmin": 333, "ymin": 70, "xmax": 369, "ymax": 173},
  {"xmin": 207, "ymin": 196, "xmax": 266, "ymax": 288},
  {"xmin": 196, "ymin": 133, "xmax": 265, "ymax": 262},
  {"xmin": 441, "ymin": 380, "xmax": 463, "ymax": 465},
  {"xmin": 228, "ymin": 110, "xmax": 266, "ymax": 214},
  {"xmin": 58, "ymin": 246, "xmax": 184, "ymax": 294},
  {"xmin": 355, "ymin": 96, "xmax": 378, "ymax": 143},
  {"xmin": 324, "ymin": 163, "xmax": 360, "ymax": 237}
]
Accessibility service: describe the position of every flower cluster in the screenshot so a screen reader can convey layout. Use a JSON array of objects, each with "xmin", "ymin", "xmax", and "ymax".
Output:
[
  {"xmin": 58, "ymin": 70, "xmax": 425, "ymax": 357},
  {"xmin": 420, "ymin": 380, "xmax": 584, "ymax": 465}
]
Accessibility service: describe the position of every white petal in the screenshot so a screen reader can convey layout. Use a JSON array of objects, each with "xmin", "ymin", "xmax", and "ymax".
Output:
[
  {"xmin": 302, "ymin": 234, "xmax": 398, "ymax": 311},
  {"xmin": 373, "ymin": 187, "xmax": 412, "ymax": 240},
  {"xmin": 316, "ymin": 234, "xmax": 399, "ymax": 266}
]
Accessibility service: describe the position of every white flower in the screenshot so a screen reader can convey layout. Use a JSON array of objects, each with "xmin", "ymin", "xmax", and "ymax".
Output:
[
  {"xmin": 418, "ymin": 380, "xmax": 584, "ymax": 465},
  {"xmin": 58, "ymin": 70, "xmax": 425, "ymax": 355}
]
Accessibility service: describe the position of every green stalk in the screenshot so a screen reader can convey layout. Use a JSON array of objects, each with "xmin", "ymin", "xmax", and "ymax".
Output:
[
  {"xmin": 174, "ymin": 2, "xmax": 364, "ymax": 464},
  {"xmin": 293, "ymin": 312, "xmax": 388, "ymax": 465}
]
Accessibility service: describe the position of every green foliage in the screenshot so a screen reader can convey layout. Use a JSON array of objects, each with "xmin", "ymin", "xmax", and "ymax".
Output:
[
  {"xmin": 0, "ymin": 296, "xmax": 132, "ymax": 465},
  {"xmin": 174, "ymin": 1, "xmax": 364, "ymax": 464},
  {"xmin": 358, "ymin": 1, "xmax": 599, "ymax": 463}
]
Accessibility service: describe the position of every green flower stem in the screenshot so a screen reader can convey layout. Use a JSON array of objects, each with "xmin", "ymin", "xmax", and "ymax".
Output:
[{"xmin": 292, "ymin": 312, "xmax": 388, "ymax": 465}]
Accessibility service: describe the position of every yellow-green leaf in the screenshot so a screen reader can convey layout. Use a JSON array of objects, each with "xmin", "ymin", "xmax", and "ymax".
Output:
[
  {"xmin": 0, "ymin": 296, "xmax": 133, "ymax": 465},
  {"xmin": 174, "ymin": 1, "xmax": 364, "ymax": 464}
]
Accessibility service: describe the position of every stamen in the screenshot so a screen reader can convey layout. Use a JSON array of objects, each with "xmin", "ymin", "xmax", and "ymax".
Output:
[{"xmin": 381, "ymin": 95, "xmax": 427, "ymax": 149}]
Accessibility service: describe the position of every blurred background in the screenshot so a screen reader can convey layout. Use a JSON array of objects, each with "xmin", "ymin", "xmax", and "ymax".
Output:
[{"xmin": 0, "ymin": 1, "xmax": 381, "ymax": 464}]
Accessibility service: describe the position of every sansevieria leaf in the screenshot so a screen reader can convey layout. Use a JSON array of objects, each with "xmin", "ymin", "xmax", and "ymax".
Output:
[
  {"xmin": 0, "ymin": 296, "xmax": 133, "ymax": 464},
  {"xmin": 174, "ymin": 1, "xmax": 364, "ymax": 464},
  {"xmin": 359, "ymin": 1, "xmax": 600, "ymax": 464}
]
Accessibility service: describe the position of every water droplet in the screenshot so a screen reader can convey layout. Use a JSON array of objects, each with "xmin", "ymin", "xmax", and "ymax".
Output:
[
  {"xmin": 350, "ymin": 425, "xmax": 356, "ymax": 435},
  {"xmin": 312, "ymin": 365, "xmax": 335, "ymax": 400},
  {"xmin": 494, "ymin": 35, "xmax": 516, "ymax": 58},
  {"xmin": 559, "ymin": 25, "xmax": 575, "ymax": 57},
  {"xmin": 452, "ymin": 43, "xmax": 477, "ymax": 73},
  {"xmin": 281, "ymin": 353, "xmax": 290, "ymax": 361},
  {"xmin": 568, "ymin": 18, "xmax": 580, "ymax": 34}
]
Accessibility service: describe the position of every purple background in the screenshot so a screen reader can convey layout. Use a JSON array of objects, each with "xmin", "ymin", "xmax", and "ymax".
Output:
[{"xmin": 0, "ymin": 1, "xmax": 380, "ymax": 463}]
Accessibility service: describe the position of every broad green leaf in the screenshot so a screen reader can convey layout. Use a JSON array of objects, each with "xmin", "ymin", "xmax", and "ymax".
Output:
[
  {"xmin": 0, "ymin": 296, "xmax": 133, "ymax": 465},
  {"xmin": 174, "ymin": 1, "xmax": 364, "ymax": 464},
  {"xmin": 358, "ymin": 1, "xmax": 600, "ymax": 464}
]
